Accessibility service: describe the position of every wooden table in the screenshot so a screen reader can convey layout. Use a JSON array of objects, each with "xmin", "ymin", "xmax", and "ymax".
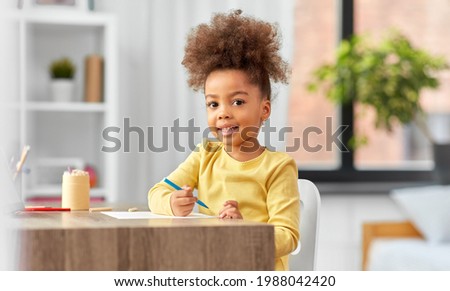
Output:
[{"xmin": 14, "ymin": 208, "xmax": 274, "ymax": 271}]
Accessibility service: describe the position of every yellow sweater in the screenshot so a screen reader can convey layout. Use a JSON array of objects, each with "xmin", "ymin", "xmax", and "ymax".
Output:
[{"xmin": 148, "ymin": 141, "xmax": 300, "ymax": 271}]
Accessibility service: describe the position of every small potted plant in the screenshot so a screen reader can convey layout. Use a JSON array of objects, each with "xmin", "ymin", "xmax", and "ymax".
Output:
[
  {"xmin": 307, "ymin": 30, "xmax": 450, "ymax": 183},
  {"xmin": 49, "ymin": 57, "xmax": 76, "ymax": 102}
]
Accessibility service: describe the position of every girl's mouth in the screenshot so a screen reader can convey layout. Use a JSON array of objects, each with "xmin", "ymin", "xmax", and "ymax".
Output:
[{"xmin": 219, "ymin": 126, "xmax": 239, "ymax": 137}]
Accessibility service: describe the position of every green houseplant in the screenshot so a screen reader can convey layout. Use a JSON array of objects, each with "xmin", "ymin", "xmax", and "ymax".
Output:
[
  {"xmin": 308, "ymin": 31, "xmax": 450, "ymax": 183},
  {"xmin": 49, "ymin": 57, "xmax": 76, "ymax": 102}
]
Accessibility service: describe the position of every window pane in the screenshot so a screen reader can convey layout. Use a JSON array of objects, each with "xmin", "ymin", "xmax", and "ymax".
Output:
[
  {"xmin": 354, "ymin": 0, "xmax": 450, "ymax": 170},
  {"xmin": 288, "ymin": 0, "xmax": 339, "ymax": 169}
]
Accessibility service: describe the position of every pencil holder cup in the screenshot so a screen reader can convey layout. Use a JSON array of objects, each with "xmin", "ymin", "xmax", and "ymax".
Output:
[{"xmin": 62, "ymin": 172, "xmax": 90, "ymax": 210}]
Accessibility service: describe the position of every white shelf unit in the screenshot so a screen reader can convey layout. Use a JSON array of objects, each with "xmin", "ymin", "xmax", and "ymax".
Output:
[{"xmin": 17, "ymin": 11, "xmax": 119, "ymax": 202}]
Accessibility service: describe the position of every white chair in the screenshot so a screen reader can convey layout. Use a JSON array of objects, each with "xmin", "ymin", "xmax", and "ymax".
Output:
[{"xmin": 289, "ymin": 179, "xmax": 321, "ymax": 271}]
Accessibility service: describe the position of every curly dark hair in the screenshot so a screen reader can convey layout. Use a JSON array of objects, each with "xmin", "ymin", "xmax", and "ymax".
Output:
[{"xmin": 182, "ymin": 10, "xmax": 290, "ymax": 100}]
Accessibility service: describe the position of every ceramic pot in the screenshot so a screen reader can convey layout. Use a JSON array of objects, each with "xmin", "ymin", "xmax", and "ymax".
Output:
[{"xmin": 50, "ymin": 79, "xmax": 74, "ymax": 102}]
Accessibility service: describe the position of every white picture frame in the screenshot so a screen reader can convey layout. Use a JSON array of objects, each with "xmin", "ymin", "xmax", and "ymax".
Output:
[{"xmin": 20, "ymin": 0, "xmax": 88, "ymax": 11}]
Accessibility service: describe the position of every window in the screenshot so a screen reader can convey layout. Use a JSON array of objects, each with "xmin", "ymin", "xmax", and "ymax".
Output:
[
  {"xmin": 354, "ymin": 0, "xmax": 450, "ymax": 170},
  {"xmin": 288, "ymin": 0, "xmax": 449, "ymax": 182},
  {"xmin": 288, "ymin": 0, "xmax": 339, "ymax": 170}
]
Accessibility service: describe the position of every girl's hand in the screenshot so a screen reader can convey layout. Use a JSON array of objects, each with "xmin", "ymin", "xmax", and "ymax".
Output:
[
  {"xmin": 219, "ymin": 200, "xmax": 243, "ymax": 219},
  {"xmin": 170, "ymin": 186, "xmax": 197, "ymax": 216}
]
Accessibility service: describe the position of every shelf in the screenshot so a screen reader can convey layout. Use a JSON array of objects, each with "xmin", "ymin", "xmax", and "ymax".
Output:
[
  {"xmin": 25, "ymin": 102, "xmax": 106, "ymax": 112},
  {"xmin": 25, "ymin": 185, "xmax": 106, "ymax": 197},
  {"xmin": 15, "ymin": 11, "xmax": 115, "ymax": 26},
  {"xmin": 16, "ymin": 8, "xmax": 119, "ymax": 202}
]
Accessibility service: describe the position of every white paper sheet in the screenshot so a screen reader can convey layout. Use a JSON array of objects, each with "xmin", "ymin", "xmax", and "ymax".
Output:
[{"xmin": 102, "ymin": 211, "xmax": 216, "ymax": 219}]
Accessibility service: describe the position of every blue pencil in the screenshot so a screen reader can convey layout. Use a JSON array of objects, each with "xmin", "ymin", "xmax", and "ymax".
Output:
[{"xmin": 163, "ymin": 177, "xmax": 209, "ymax": 209}]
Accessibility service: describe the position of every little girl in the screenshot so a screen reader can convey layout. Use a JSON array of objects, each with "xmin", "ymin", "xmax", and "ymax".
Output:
[{"xmin": 148, "ymin": 10, "xmax": 299, "ymax": 271}]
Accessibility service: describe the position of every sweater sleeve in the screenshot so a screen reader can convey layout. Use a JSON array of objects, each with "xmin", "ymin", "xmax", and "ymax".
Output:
[
  {"xmin": 147, "ymin": 145, "xmax": 202, "ymax": 215},
  {"xmin": 266, "ymin": 157, "xmax": 300, "ymax": 258}
]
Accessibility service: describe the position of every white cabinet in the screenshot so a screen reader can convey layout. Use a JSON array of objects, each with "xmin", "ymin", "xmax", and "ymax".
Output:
[{"xmin": 16, "ymin": 11, "xmax": 119, "ymax": 202}]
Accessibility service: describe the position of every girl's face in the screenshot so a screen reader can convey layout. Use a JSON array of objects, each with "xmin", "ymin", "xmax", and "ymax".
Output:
[{"xmin": 204, "ymin": 69, "xmax": 271, "ymax": 151}]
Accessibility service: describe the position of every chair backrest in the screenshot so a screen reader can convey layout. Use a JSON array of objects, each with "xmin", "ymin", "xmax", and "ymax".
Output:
[{"xmin": 289, "ymin": 179, "xmax": 321, "ymax": 271}]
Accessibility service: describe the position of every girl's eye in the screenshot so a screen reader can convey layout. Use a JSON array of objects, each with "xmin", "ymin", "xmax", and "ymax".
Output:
[
  {"xmin": 232, "ymin": 99, "xmax": 245, "ymax": 106},
  {"xmin": 206, "ymin": 102, "xmax": 218, "ymax": 108}
]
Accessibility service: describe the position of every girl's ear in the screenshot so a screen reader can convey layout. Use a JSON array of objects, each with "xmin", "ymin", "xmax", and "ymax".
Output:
[{"xmin": 261, "ymin": 100, "xmax": 271, "ymax": 122}]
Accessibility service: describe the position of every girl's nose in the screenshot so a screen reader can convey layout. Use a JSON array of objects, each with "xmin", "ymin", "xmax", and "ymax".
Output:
[{"xmin": 218, "ymin": 105, "xmax": 231, "ymax": 119}]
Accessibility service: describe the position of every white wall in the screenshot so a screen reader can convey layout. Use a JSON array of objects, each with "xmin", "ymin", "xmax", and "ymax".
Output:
[
  {"xmin": 0, "ymin": 1, "xmax": 20, "ymax": 157},
  {"xmin": 0, "ymin": 1, "xmax": 22, "ymax": 271}
]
